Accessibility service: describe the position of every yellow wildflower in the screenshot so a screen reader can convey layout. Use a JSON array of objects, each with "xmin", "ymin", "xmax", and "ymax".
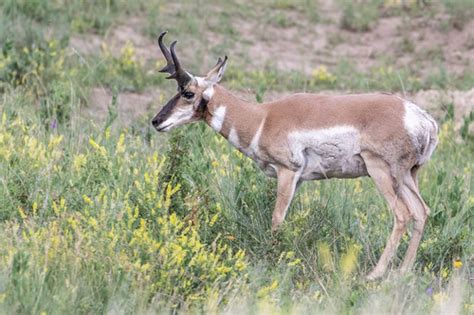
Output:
[
  {"xmin": 257, "ymin": 280, "xmax": 279, "ymax": 297},
  {"xmin": 141, "ymin": 263, "xmax": 151, "ymax": 272},
  {"xmin": 313, "ymin": 290, "xmax": 323, "ymax": 303},
  {"xmin": 104, "ymin": 127, "xmax": 111, "ymax": 140},
  {"xmin": 116, "ymin": 133, "xmax": 126, "ymax": 153},
  {"xmin": 453, "ymin": 258, "xmax": 463, "ymax": 269},
  {"xmin": 340, "ymin": 244, "xmax": 361, "ymax": 277},
  {"xmin": 52, "ymin": 201, "xmax": 60, "ymax": 215},
  {"xmin": 433, "ymin": 292, "xmax": 448, "ymax": 304},
  {"xmin": 288, "ymin": 258, "xmax": 302, "ymax": 267},
  {"xmin": 312, "ymin": 66, "xmax": 336, "ymax": 84},
  {"xmin": 169, "ymin": 213, "xmax": 179, "ymax": 227},
  {"xmin": 32, "ymin": 202, "xmax": 38, "ymax": 216},
  {"xmin": 73, "ymin": 154, "xmax": 87, "ymax": 172},
  {"xmin": 216, "ymin": 266, "xmax": 232, "ymax": 274},
  {"xmin": 48, "ymin": 134, "xmax": 63, "ymax": 149},
  {"xmin": 18, "ymin": 207, "xmax": 27, "ymax": 220},
  {"xmin": 164, "ymin": 183, "xmax": 181, "ymax": 209},
  {"xmin": 88, "ymin": 217, "xmax": 98, "ymax": 229},
  {"xmin": 318, "ymin": 242, "xmax": 334, "ymax": 272},
  {"xmin": 89, "ymin": 138, "xmax": 107, "ymax": 156},
  {"xmin": 209, "ymin": 213, "xmax": 219, "ymax": 227},
  {"xmin": 83, "ymin": 195, "xmax": 93, "ymax": 205}
]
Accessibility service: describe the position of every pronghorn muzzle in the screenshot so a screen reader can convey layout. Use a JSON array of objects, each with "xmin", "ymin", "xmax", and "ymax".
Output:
[{"xmin": 151, "ymin": 93, "xmax": 180, "ymax": 131}]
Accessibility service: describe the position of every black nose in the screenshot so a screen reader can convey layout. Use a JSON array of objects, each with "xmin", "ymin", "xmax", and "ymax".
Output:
[{"xmin": 152, "ymin": 117, "xmax": 161, "ymax": 128}]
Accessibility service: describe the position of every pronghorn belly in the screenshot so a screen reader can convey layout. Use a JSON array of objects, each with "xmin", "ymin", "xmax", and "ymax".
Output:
[{"xmin": 288, "ymin": 126, "xmax": 368, "ymax": 180}]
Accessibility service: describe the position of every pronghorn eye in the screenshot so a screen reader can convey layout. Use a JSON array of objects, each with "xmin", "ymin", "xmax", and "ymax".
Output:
[{"xmin": 183, "ymin": 91, "xmax": 195, "ymax": 99}]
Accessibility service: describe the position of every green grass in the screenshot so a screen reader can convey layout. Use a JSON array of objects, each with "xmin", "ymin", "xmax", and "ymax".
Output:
[
  {"xmin": 442, "ymin": 0, "xmax": 474, "ymax": 30},
  {"xmin": 1, "ymin": 79, "xmax": 472, "ymax": 313},
  {"xmin": 339, "ymin": 0, "xmax": 383, "ymax": 32},
  {"xmin": 0, "ymin": 0, "xmax": 473, "ymax": 313}
]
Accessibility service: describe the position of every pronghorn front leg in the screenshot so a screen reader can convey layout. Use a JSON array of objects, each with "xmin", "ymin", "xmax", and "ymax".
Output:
[{"xmin": 272, "ymin": 167, "xmax": 301, "ymax": 232}]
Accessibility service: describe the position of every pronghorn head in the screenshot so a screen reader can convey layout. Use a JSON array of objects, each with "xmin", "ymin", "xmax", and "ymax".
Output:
[{"xmin": 152, "ymin": 32, "xmax": 228, "ymax": 132}]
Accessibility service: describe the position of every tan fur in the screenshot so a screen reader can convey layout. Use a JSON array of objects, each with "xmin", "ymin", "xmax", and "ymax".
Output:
[
  {"xmin": 154, "ymin": 66, "xmax": 438, "ymax": 280},
  {"xmin": 206, "ymin": 86, "xmax": 416, "ymax": 172}
]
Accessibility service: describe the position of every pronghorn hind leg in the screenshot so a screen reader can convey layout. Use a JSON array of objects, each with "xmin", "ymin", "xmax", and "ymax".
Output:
[
  {"xmin": 407, "ymin": 164, "xmax": 428, "ymax": 215},
  {"xmin": 399, "ymin": 168, "xmax": 430, "ymax": 273},
  {"xmin": 271, "ymin": 167, "xmax": 300, "ymax": 232},
  {"xmin": 411, "ymin": 165, "xmax": 420, "ymax": 188},
  {"xmin": 361, "ymin": 152, "xmax": 411, "ymax": 280},
  {"xmin": 410, "ymin": 165, "xmax": 430, "ymax": 214}
]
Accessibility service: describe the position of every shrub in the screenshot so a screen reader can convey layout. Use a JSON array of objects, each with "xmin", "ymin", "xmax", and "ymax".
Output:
[{"xmin": 0, "ymin": 114, "xmax": 247, "ymax": 312}]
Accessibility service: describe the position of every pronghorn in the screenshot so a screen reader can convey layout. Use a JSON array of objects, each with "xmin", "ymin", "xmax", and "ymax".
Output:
[{"xmin": 152, "ymin": 32, "xmax": 439, "ymax": 279}]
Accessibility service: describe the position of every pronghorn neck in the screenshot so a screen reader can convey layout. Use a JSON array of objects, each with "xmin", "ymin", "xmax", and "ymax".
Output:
[{"xmin": 204, "ymin": 85, "xmax": 265, "ymax": 155}]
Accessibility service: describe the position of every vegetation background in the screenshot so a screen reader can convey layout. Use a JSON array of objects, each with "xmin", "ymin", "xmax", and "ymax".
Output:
[{"xmin": 0, "ymin": 0, "xmax": 473, "ymax": 313}]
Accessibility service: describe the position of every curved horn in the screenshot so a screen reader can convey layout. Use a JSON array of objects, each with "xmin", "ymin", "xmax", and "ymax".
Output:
[
  {"xmin": 169, "ymin": 41, "xmax": 192, "ymax": 85},
  {"xmin": 157, "ymin": 31, "xmax": 175, "ymax": 74}
]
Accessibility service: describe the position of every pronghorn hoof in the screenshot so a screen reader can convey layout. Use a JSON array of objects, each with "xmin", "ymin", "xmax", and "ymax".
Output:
[
  {"xmin": 366, "ymin": 270, "xmax": 384, "ymax": 280},
  {"xmin": 271, "ymin": 225, "xmax": 280, "ymax": 233},
  {"xmin": 270, "ymin": 228, "xmax": 281, "ymax": 245}
]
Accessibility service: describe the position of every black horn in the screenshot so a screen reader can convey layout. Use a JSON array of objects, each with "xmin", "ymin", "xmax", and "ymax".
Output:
[
  {"xmin": 169, "ymin": 41, "xmax": 192, "ymax": 85},
  {"xmin": 157, "ymin": 32, "xmax": 192, "ymax": 86},
  {"xmin": 157, "ymin": 31, "xmax": 175, "ymax": 75}
]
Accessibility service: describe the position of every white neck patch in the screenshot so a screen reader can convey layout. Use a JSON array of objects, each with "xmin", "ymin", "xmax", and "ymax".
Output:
[
  {"xmin": 228, "ymin": 127, "xmax": 240, "ymax": 148},
  {"xmin": 210, "ymin": 106, "xmax": 226, "ymax": 132},
  {"xmin": 249, "ymin": 119, "xmax": 265, "ymax": 156}
]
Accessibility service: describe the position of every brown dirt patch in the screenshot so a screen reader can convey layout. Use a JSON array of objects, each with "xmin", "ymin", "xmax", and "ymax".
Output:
[
  {"xmin": 84, "ymin": 87, "xmax": 161, "ymax": 125},
  {"xmin": 410, "ymin": 88, "xmax": 474, "ymax": 125},
  {"xmin": 70, "ymin": 17, "xmax": 158, "ymax": 61},
  {"xmin": 229, "ymin": 1, "xmax": 473, "ymax": 78},
  {"xmin": 69, "ymin": 2, "xmax": 473, "ymax": 80}
]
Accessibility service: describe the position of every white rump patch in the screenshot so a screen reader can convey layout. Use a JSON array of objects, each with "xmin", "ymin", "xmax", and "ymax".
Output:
[
  {"xmin": 288, "ymin": 125, "xmax": 367, "ymax": 180},
  {"xmin": 210, "ymin": 106, "xmax": 226, "ymax": 132},
  {"xmin": 403, "ymin": 100, "xmax": 438, "ymax": 164}
]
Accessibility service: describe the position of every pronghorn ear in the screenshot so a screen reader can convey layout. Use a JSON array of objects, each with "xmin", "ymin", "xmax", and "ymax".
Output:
[{"xmin": 205, "ymin": 56, "xmax": 228, "ymax": 85}]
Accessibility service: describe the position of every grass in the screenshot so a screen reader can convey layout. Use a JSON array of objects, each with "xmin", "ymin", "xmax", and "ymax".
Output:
[
  {"xmin": 339, "ymin": 0, "xmax": 383, "ymax": 32},
  {"xmin": 0, "ymin": 0, "xmax": 473, "ymax": 314},
  {"xmin": 0, "ymin": 81, "xmax": 472, "ymax": 313},
  {"xmin": 442, "ymin": 0, "xmax": 474, "ymax": 30}
]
